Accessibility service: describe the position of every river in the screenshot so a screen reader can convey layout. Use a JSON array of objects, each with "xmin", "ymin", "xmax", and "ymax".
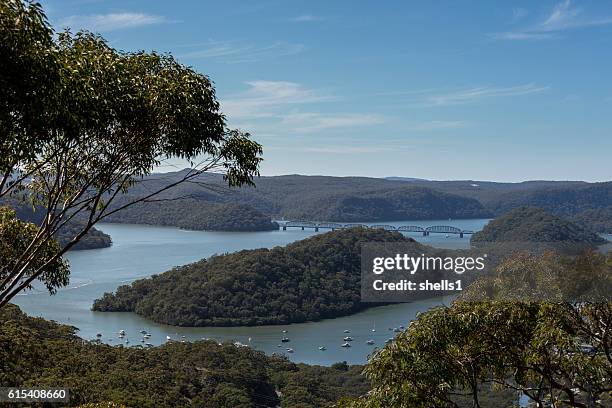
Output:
[{"xmin": 14, "ymin": 218, "xmax": 490, "ymax": 366}]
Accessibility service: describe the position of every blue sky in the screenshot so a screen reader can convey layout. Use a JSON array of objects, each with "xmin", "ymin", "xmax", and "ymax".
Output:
[{"xmin": 42, "ymin": 0, "xmax": 612, "ymax": 182}]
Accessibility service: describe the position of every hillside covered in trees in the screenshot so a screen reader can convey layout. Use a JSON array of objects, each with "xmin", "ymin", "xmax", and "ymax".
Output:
[
  {"xmin": 471, "ymin": 206, "xmax": 606, "ymax": 247},
  {"xmin": 92, "ymin": 228, "xmax": 422, "ymax": 326},
  {"xmin": 103, "ymin": 171, "xmax": 493, "ymax": 225},
  {"xmin": 103, "ymin": 200, "xmax": 278, "ymax": 231},
  {"xmin": 0, "ymin": 303, "xmax": 369, "ymax": 408},
  {"xmin": 99, "ymin": 171, "xmax": 610, "ymax": 233},
  {"xmin": 570, "ymin": 206, "xmax": 612, "ymax": 234}
]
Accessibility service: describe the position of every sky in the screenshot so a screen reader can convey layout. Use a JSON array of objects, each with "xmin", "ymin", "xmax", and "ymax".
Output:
[{"xmin": 41, "ymin": 0, "xmax": 612, "ymax": 182}]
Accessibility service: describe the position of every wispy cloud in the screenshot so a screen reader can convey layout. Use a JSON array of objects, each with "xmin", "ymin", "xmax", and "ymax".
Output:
[
  {"xmin": 290, "ymin": 14, "xmax": 325, "ymax": 23},
  {"xmin": 222, "ymin": 81, "xmax": 332, "ymax": 119},
  {"xmin": 293, "ymin": 145, "xmax": 393, "ymax": 154},
  {"xmin": 424, "ymin": 84, "xmax": 549, "ymax": 106},
  {"xmin": 60, "ymin": 12, "xmax": 169, "ymax": 32},
  {"xmin": 405, "ymin": 121, "xmax": 468, "ymax": 131},
  {"xmin": 279, "ymin": 112, "xmax": 384, "ymax": 133},
  {"xmin": 222, "ymin": 81, "xmax": 384, "ymax": 134},
  {"xmin": 492, "ymin": 0, "xmax": 612, "ymax": 40},
  {"xmin": 512, "ymin": 7, "xmax": 529, "ymax": 22},
  {"xmin": 179, "ymin": 40, "xmax": 304, "ymax": 63}
]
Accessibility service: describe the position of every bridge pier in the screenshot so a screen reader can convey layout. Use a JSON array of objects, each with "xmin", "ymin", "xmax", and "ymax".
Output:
[
  {"xmin": 460, "ymin": 232, "xmax": 464, "ymax": 238},
  {"xmin": 301, "ymin": 226, "xmax": 304, "ymax": 231},
  {"xmin": 423, "ymin": 231, "xmax": 429, "ymax": 236},
  {"xmin": 282, "ymin": 226, "xmax": 286, "ymax": 231},
  {"xmin": 315, "ymin": 227, "xmax": 319, "ymax": 232}
]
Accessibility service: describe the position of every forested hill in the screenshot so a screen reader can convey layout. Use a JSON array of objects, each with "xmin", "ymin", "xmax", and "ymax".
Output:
[
  {"xmin": 103, "ymin": 171, "xmax": 610, "ymax": 230},
  {"xmin": 481, "ymin": 182, "xmax": 612, "ymax": 217},
  {"xmin": 92, "ymin": 228, "xmax": 422, "ymax": 326},
  {"xmin": 0, "ymin": 303, "xmax": 369, "ymax": 407},
  {"xmin": 103, "ymin": 200, "xmax": 278, "ymax": 232},
  {"xmin": 105, "ymin": 171, "xmax": 493, "ymax": 224},
  {"xmin": 471, "ymin": 206, "xmax": 606, "ymax": 247}
]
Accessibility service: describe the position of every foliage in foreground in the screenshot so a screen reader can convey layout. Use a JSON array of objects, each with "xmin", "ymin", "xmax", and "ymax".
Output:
[
  {"xmin": 0, "ymin": 304, "xmax": 368, "ymax": 407},
  {"xmin": 339, "ymin": 252, "xmax": 612, "ymax": 408},
  {"xmin": 0, "ymin": 0, "xmax": 262, "ymax": 307}
]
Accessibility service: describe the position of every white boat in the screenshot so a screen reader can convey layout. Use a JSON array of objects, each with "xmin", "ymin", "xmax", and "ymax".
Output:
[
  {"xmin": 96, "ymin": 333, "xmax": 102, "ymax": 337},
  {"xmin": 286, "ymin": 348, "xmax": 294, "ymax": 353},
  {"xmin": 341, "ymin": 342, "xmax": 351, "ymax": 348},
  {"xmin": 343, "ymin": 336, "xmax": 353, "ymax": 341},
  {"xmin": 318, "ymin": 346, "xmax": 326, "ymax": 351},
  {"xmin": 118, "ymin": 330, "xmax": 125, "ymax": 335},
  {"xmin": 166, "ymin": 335, "xmax": 171, "ymax": 341},
  {"xmin": 343, "ymin": 330, "xmax": 350, "ymax": 333},
  {"xmin": 139, "ymin": 330, "xmax": 147, "ymax": 334},
  {"xmin": 386, "ymin": 338, "xmax": 393, "ymax": 343},
  {"xmin": 366, "ymin": 340, "xmax": 375, "ymax": 345},
  {"xmin": 282, "ymin": 329, "xmax": 288, "ymax": 333},
  {"xmin": 281, "ymin": 337, "xmax": 290, "ymax": 342},
  {"xmin": 143, "ymin": 334, "xmax": 151, "ymax": 339}
]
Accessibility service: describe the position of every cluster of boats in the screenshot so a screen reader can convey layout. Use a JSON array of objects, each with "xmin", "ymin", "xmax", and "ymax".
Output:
[
  {"xmin": 278, "ymin": 327, "xmax": 395, "ymax": 353},
  {"xmin": 94, "ymin": 329, "xmax": 166, "ymax": 347},
  {"xmin": 95, "ymin": 323, "xmax": 408, "ymax": 354}
]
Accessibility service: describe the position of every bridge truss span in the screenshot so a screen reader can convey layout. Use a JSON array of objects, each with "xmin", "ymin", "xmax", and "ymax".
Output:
[{"xmin": 278, "ymin": 220, "xmax": 476, "ymax": 237}]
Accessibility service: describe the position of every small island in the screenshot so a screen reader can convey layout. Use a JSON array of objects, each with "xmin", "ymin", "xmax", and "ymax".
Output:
[
  {"xmin": 92, "ymin": 228, "xmax": 420, "ymax": 326},
  {"xmin": 471, "ymin": 206, "xmax": 606, "ymax": 250},
  {"xmin": 56, "ymin": 222, "xmax": 113, "ymax": 250}
]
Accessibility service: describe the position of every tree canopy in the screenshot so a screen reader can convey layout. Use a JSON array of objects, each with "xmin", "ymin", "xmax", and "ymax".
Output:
[
  {"xmin": 1, "ymin": 303, "xmax": 369, "ymax": 408},
  {"xmin": 0, "ymin": 0, "xmax": 262, "ymax": 307},
  {"xmin": 339, "ymin": 251, "xmax": 612, "ymax": 408}
]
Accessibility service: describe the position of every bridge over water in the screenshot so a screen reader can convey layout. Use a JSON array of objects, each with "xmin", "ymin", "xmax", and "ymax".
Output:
[{"xmin": 277, "ymin": 221, "xmax": 475, "ymax": 238}]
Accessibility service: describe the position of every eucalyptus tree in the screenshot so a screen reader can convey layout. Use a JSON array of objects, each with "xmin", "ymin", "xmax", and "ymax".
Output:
[
  {"xmin": 0, "ymin": 0, "xmax": 263, "ymax": 307},
  {"xmin": 338, "ymin": 252, "xmax": 611, "ymax": 408}
]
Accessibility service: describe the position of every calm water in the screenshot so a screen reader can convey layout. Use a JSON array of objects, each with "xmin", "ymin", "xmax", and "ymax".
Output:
[{"xmin": 14, "ymin": 219, "xmax": 491, "ymax": 365}]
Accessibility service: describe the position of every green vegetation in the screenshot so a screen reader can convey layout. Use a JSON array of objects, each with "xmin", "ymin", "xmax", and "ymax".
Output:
[
  {"xmin": 104, "ymin": 200, "xmax": 277, "ymax": 231},
  {"xmin": 571, "ymin": 206, "xmax": 612, "ymax": 234},
  {"xmin": 55, "ymin": 221, "xmax": 112, "ymax": 250},
  {"xmin": 482, "ymin": 182, "xmax": 612, "ymax": 217},
  {"xmin": 0, "ymin": 303, "xmax": 368, "ymax": 408},
  {"xmin": 339, "ymin": 251, "xmax": 612, "ymax": 408},
  {"xmin": 0, "ymin": 207, "xmax": 69, "ymax": 295},
  {"xmin": 92, "ymin": 228, "xmax": 419, "ymax": 326},
  {"xmin": 471, "ymin": 206, "xmax": 606, "ymax": 247}
]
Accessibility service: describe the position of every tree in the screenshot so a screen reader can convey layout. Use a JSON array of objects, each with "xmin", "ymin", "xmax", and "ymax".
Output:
[
  {"xmin": 339, "ymin": 252, "xmax": 611, "ymax": 408},
  {"xmin": 0, "ymin": 0, "xmax": 262, "ymax": 307}
]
